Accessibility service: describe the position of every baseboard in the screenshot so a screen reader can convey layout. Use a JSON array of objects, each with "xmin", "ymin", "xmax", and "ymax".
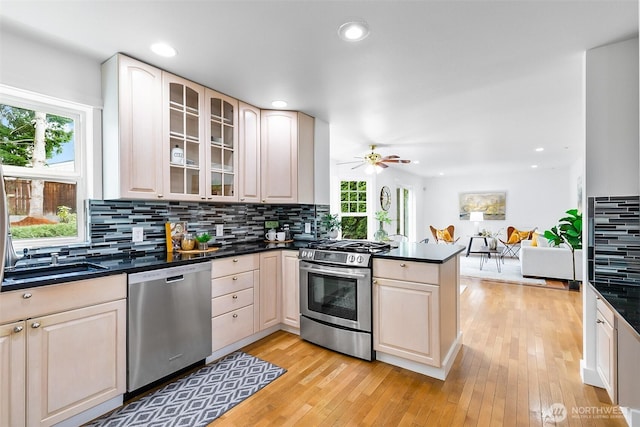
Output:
[
  {"xmin": 580, "ymin": 358, "xmax": 605, "ymax": 388},
  {"xmin": 376, "ymin": 333, "xmax": 463, "ymax": 381},
  {"xmin": 621, "ymin": 406, "xmax": 640, "ymax": 427},
  {"xmin": 54, "ymin": 395, "xmax": 123, "ymax": 427}
]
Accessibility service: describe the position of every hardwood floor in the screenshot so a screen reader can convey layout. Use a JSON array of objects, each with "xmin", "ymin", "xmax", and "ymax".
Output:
[{"xmin": 214, "ymin": 277, "xmax": 626, "ymax": 427}]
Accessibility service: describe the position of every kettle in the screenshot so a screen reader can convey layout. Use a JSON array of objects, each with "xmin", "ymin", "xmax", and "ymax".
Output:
[{"xmin": 265, "ymin": 228, "xmax": 277, "ymax": 241}]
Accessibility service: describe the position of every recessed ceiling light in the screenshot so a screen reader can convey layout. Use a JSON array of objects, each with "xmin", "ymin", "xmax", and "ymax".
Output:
[
  {"xmin": 413, "ymin": 160, "xmax": 420, "ymax": 164},
  {"xmin": 439, "ymin": 172, "xmax": 444, "ymax": 176},
  {"xmin": 531, "ymin": 164, "xmax": 538, "ymax": 168},
  {"xmin": 338, "ymin": 21, "xmax": 370, "ymax": 42},
  {"xmin": 151, "ymin": 42, "xmax": 177, "ymax": 57},
  {"xmin": 535, "ymin": 147, "xmax": 544, "ymax": 152},
  {"xmin": 271, "ymin": 100, "xmax": 287, "ymax": 108}
]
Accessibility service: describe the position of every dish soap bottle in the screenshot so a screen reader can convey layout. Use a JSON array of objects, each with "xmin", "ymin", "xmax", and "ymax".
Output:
[{"xmin": 171, "ymin": 144, "xmax": 184, "ymax": 165}]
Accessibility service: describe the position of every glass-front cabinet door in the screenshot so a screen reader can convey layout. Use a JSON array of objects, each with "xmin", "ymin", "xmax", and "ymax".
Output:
[
  {"xmin": 163, "ymin": 73, "xmax": 205, "ymax": 200},
  {"xmin": 206, "ymin": 89, "xmax": 238, "ymax": 201}
]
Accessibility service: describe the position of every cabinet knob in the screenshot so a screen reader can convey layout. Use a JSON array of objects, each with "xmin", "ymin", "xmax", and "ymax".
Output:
[
  {"xmin": 400, "ymin": 263, "xmax": 406, "ymax": 267},
  {"xmin": 240, "ymin": 198, "xmax": 245, "ymax": 201},
  {"xmin": 262, "ymin": 199, "xmax": 266, "ymax": 203},
  {"xmin": 233, "ymin": 258, "xmax": 239, "ymax": 263},
  {"xmin": 22, "ymin": 293, "xmax": 32, "ymax": 299},
  {"xmin": 31, "ymin": 322, "xmax": 41, "ymax": 329},
  {"xmin": 232, "ymin": 276, "xmax": 238, "ymax": 281},
  {"xmin": 233, "ymin": 313, "xmax": 238, "ymax": 318},
  {"xmin": 232, "ymin": 294, "xmax": 238, "ymax": 299},
  {"xmin": 201, "ymin": 196, "xmax": 206, "ymax": 200},
  {"xmin": 373, "ymin": 279, "xmax": 378, "ymax": 285},
  {"xmin": 158, "ymin": 194, "xmax": 163, "ymax": 198},
  {"xmin": 13, "ymin": 326, "xmax": 23, "ymax": 333},
  {"xmin": 596, "ymin": 319, "xmax": 604, "ymax": 324}
]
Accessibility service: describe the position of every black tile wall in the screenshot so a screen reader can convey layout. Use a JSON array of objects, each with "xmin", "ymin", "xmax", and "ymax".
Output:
[
  {"xmin": 590, "ymin": 195, "xmax": 640, "ymax": 286},
  {"xmin": 23, "ymin": 200, "xmax": 329, "ymax": 259}
]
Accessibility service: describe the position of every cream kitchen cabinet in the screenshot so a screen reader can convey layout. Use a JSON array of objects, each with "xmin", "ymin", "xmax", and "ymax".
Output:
[
  {"xmin": 102, "ymin": 54, "xmax": 164, "ymax": 200},
  {"xmin": 0, "ymin": 274, "xmax": 126, "ymax": 427},
  {"xmin": 372, "ymin": 257, "xmax": 460, "ymax": 380},
  {"xmin": 211, "ymin": 254, "xmax": 259, "ymax": 352},
  {"xmin": 259, "ymin": 251, "xmax": 282, "ymax": 330},
  {"xmin": 163, "ymin": 72, "xmax": 206, "ymax": 201},
  {"xmin": 206, "ymin": 89, "xmax": 238, "ymax": 201},
  {"xmin": 238, "ymin": 102, "xmax": 261, "ymax": 203},
  {"xmin": 281, "ymin": 250, "xmax": 300, "ymax": 330},
  {"xmin": 260, "ymin": 110, "xmax": 315, "ymax": 204},
  {"xmin": 595, "ymin": 296, "xmax": 617, "ymax": 403}
]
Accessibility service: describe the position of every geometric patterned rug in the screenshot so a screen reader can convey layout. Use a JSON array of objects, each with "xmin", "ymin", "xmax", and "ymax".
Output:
[{"xmin": 85, "ymin": 352, "xmax": 286, "ymax": 427}]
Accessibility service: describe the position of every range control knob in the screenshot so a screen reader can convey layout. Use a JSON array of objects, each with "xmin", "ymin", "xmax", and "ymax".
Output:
[
  {"xmin": 356, "ymin": 255, "xmax": 364, "ymax": 265},
  {"xmin": 348, "ymin": 254, "xmax": 356, "ymax": 263}
]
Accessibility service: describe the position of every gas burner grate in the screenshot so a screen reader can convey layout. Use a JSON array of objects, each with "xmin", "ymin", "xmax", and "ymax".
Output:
[{"xmin": 308, "ymin": 240, "xmax": 390, "ymax": 253}]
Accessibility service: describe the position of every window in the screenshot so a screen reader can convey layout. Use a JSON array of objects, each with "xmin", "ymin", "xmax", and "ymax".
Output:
[
  {"xmin": 1, "ymin": 85, "xmax": 91, "ymax": 248},
  {"xmin": 396, "ymin": 186, "xmax": 412, "ymax": 238},
  {"xmin": 340, "ymin": 180, "xmax": 367, "ymax": 239}
]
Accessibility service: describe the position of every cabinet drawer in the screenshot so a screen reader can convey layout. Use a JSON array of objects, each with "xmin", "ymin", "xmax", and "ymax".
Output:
[
  {"xmin": 596, "ymin": 297, "xmax": 615, "ymax": 326},
  {"xmin": 0, "ymin": 274, "xmax": 127, "ymax": 324},
  {"xmin": 212, "ymin": 288, "xmax": 253, "ymax": 316},
  {"xmin": 212, "ymin": 305, "xmax": 254, "ymax": 351},
  {"xmin": 373, "ymin": 259, "xmax": 439, "ymax": 284},
  {"xmin": 211, "ymin": 271, "xmax": 254, "ymax": 298},
  {"xmin": 211, "ymin": 254, "xmax": 259, "ymax": 278}
]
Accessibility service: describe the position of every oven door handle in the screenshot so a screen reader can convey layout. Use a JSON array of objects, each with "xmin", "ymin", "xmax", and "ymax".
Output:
[{"xmin": 300, "ymin": 263, "xmax": 369, "ymax": 279}]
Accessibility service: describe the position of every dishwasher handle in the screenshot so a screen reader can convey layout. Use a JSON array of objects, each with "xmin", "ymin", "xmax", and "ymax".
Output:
[{"xmin": 165, "ymin": 275, "xmax": 184, "ymax": 283}]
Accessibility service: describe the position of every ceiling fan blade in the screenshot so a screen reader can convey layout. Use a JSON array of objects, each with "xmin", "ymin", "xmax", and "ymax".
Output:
[
  {"xmin": 380, "ymin": 155, "xmax": 400, "ymax": 161},
  {"xmin": 376, "ymin": 162, "xmax": 389, "ymax": 168},
  {"xmin": 351, "ymin": 163, "xmax": 365, "ymax": 170},
  {"xmin": 337, "ymin": 160, "xmax": 364, "ymax": 165},
  {"xmin": 381, "ymin": 159, "xmax": 411, "ymax": 164}
]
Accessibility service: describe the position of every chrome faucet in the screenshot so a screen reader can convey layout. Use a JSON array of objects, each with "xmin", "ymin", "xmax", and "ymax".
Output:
[{"xmin": 4, "ymin": 228, "xmax": 20, "ymax": 270}]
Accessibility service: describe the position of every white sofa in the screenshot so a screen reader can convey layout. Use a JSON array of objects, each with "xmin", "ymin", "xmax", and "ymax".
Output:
[{"xmin": 519, "ymin": 239, "xmax": 583, "ymax": 281}]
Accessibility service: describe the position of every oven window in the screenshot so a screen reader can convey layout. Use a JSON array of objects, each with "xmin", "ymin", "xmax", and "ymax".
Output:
[{"xmin": 308, "ymin": 273, "xmax": 358, "ymax": 321}]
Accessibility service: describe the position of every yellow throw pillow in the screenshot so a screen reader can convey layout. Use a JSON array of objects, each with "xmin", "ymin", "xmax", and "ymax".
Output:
[
  {"xmin": 531, "ymin": 233, "xmax": 539, "ymax": 247},
  {"xmin": 436, "ymin": 228, "xmax": 452, "ymax": 242}
]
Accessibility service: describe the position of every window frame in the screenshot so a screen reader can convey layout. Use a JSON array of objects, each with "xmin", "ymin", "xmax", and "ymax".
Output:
[
  {"xmin": 0, "ymin": 84, "xmax": 92, "ymax": 249},
  {"xmin": 339, "ymin": 179, "xmax": 370, "ymax": 240}
]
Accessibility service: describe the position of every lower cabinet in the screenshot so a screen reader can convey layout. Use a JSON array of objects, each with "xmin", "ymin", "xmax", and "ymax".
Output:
[
  {"xmin": 0, "ymin": 275, "xmax": 127, "ymax": 427},
  {"xmin": 373, "ymin": 277, "xmax": 440, "ymax": 366},
  {"xmin": 281, "ymin": 250, "xmax": 300, "ymax": 329},
  {"xmin": 595, "ymin": 297, "xmax": 617, "ymax": 403},
  {"xmin": 211, "ymin": 254, "xmax": 260, "ymax": 352},
  {"xmin": 259, "ymin": 252, "xmax": 282, "ymax": 330}
]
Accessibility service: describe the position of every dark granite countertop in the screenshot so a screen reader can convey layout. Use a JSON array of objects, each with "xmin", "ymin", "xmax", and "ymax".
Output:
[
  {"xmin": 590, "ymin": 281, "xmax": 640, "ymax": 340},
  {"xmin": 1, "ymin": 240, "xmax": 312, "ymax": 292},
  {"xmin": 373, "ymin": 242, "xmax": 465, "ymax": 263}
]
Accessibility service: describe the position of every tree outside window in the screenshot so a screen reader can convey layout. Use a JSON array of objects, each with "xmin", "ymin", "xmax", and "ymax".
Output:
[
  {"xmin": 340, "ymin": 180, "xmax": 367, "ymax": 239},
  {"xmin": 1, "ymin": 101, "xmax": 80, "ymax": 242}
]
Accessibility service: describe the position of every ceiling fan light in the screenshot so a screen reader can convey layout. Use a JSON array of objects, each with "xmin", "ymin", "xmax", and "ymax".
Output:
[{"xmin": 364, "ymin": 164, "xmax": 375, "ymax": 175}]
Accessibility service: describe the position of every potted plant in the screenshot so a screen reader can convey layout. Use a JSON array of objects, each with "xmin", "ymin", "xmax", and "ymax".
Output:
[
  {"xmin": 479, "ymin": 228, "xmax": 503, "ymax": 250},
  {"xmin": 374, "ymin": 210, "xmax": 392, "ymax": 242},
  {"xmin": 543, "ymin": 209, "xmax": 582, "ymax": 290},
  {"xmin": 321, "ymin": 213, "xmax": 341, "ymax": 239},
  {"xmin": 196, "ymin": 232, "xmax": 211, "ymax": 250}
]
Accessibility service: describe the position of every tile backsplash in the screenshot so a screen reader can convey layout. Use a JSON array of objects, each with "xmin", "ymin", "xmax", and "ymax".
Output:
[
  {"xmin": 589, "ymin": 195, "xmax": 640, "ymax": 286},
  {"xmin": 24, "ymin": 200, "xmax": 329, "ymax": 259}
]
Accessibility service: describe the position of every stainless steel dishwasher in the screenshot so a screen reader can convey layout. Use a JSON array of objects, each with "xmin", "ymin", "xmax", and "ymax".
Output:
[{"xmin": 127, "ymin": 261, "xmax": 212, "ymax": 392}]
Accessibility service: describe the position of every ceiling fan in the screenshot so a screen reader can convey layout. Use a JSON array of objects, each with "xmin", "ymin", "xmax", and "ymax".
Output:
[{"xmin": 339, "ymin": 145, "xmax": 412, "ymax": 171}]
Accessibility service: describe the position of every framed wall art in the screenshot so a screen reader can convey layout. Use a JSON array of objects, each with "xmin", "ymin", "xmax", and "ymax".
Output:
[{"xmin": 459, "ymin": 192, "xmax": 506, "ymax": 220}]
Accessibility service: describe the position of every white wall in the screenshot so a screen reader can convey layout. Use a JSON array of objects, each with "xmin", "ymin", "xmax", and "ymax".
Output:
[
  {"xmin": 0, "ymin": 23, "xmax": 103, "ymax": 107},
  {"xmin": 422, "ymin": 167, "xmax": 573, "ymax": 247}
]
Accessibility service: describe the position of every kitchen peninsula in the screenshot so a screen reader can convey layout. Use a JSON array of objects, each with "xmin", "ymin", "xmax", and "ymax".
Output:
[{"xmin": 373, "ymin": 242, "xmax": 464, "ymax": 380}]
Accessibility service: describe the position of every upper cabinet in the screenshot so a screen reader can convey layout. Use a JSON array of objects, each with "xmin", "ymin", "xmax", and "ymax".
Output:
[
  {"xmin": 102, "ymin": 54, "xmax": 164, "ymax": 200},
  {"xmin": 102, "ymin": 54, "xmax": 325, "ymax": 205},
  {"xmin": 260, "ymin": 110, "xmax": 315, "ymax": 204},
  {"xmin": 163, "ymin": 73, "xmax": 206, "ymax": 201},
  {"xmin": 238, "ymin": 102, "xmax": 261, "ymax": 203},
  {"xmin": 206, "ymin": 89, "xmax": 238, "ymax": 202}
]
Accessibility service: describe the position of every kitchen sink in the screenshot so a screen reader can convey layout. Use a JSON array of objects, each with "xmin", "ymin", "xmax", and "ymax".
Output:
[{"xmin": 3, "ymin": 262, "xmax": 110, "ymax": 284}]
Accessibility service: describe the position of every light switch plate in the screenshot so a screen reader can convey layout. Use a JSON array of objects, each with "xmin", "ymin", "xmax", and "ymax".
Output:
[
  {"xmin": 304, "ymin": 222, "xmax": 311, "ymax": 234},
  {"xmin": 132, "ymin": 226, "xmax": 144, "ymax": 242},
  {"xmin": 216, "ymin": 224, "xmax": 224, "ymax": 237}
]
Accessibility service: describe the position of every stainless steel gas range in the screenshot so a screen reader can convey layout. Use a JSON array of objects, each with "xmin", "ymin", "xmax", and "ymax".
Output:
[{"xmin": 299, "ymin": 240, "xmax": 390, "ymax": 361}]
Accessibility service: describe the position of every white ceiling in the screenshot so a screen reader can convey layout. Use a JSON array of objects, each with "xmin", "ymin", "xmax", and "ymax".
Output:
[{"xmin": 0, "ymin": 0, "xmax": 637, "ymax": 178}]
